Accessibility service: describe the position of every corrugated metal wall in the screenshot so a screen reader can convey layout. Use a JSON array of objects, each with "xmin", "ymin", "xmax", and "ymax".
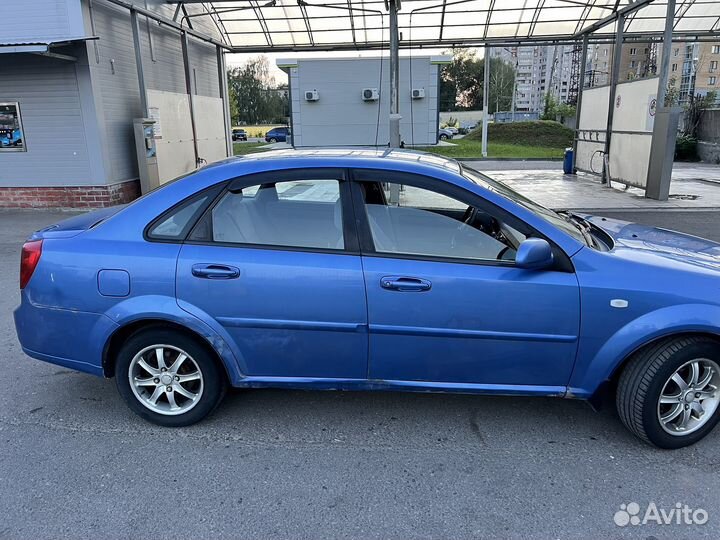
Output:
[
  {"xmin": 89, "ymin": 0, "xmax": 222, "ymax": 184},
  {"xmin": 4, "ymin": 0, "xmax": 85, "ymax": 42},
  {"xmin": 0, "ymin": 0, "xmax": 225, "ymax": 188},
  {"xmin": 0, "ymin": 52, "xmax": 95, "ymax": 187}
]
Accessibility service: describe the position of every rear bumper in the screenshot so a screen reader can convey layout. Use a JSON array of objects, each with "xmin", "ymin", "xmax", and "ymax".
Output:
[{"xmin": 14, "ymin": 293, "xmax": 118, "ymax": 377}]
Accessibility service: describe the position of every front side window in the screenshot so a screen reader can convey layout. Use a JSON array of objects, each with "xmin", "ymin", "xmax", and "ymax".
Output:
[
  {"xmin": 204, "ymin": 178, "xmax": 344, "ymax": 250},
  {"xmin": 0, "ymin": 102, "xmax": 26, "ymax": 152},
  {"xmin": 358, "ymin": 179, "xmax": 526, "ymax": 263}
]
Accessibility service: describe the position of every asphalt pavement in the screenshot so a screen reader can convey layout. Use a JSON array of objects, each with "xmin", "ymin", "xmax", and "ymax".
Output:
[{"xmin": 1, "ymin": 208, "xmax": 720, "ymax": 539}]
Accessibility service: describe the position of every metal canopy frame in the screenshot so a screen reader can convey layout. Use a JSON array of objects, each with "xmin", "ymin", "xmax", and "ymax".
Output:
[{"xmin": 164, "ymin": 0, "xmax": 719, "ymax": 52}]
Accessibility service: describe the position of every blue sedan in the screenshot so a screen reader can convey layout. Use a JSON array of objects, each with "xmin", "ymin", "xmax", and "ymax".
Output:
[{"xmin": 14, "ymin": 150, "xmax": 720, "ymax": 448}]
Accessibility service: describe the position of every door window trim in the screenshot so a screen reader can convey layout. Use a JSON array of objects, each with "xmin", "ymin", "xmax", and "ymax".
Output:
[
  {"xmin": 348, "ymin": 168, "xmax": 574, "ymax": 272},
  {"xmin": 185, "ymin": 167, "xmax": 361, "ymax": 255}
]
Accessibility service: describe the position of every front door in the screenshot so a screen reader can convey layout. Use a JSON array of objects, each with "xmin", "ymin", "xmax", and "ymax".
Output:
[
  {"xmin": 351, "ymin": 169, "xmax": 580, "ymax": 389},
  {"xmin": 176, "ymin": 169, "xmax": 368, "ymax": 379}
]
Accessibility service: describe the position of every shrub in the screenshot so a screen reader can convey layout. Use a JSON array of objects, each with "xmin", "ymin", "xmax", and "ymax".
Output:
[{"xmin": 675, "ymin": 135, "xmax": 699, "ymax": 161}]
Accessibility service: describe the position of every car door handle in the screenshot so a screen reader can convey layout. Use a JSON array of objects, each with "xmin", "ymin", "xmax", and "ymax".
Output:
[
  {"xmin": 380, "ymin": 276, "xmax": 432, "ymax": 292},
  {"xmin": 191, "ymin": 264, "xmax": 240, "ymax": 280}
]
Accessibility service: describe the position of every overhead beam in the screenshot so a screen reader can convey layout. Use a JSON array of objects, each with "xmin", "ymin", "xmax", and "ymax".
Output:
[
  {"xmin": 105, "ymin": 0, "xmax": 230, "ymax": 49},
  {"xmin": 575, "ymin": 0, "xmax": 654, "ymax": 37}
]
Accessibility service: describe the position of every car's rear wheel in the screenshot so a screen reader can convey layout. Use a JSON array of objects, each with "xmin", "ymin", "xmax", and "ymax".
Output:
[
  {"xmin": 115, "ymin": 329, "xmax": 226, "ymax": 426},
  {"xmin": 616, "ymin": 336, "xmax": 720, "ymax": 448},
  {"xmin": 439, "ymin": 134, "xmax": 448, "ymax": 140}
]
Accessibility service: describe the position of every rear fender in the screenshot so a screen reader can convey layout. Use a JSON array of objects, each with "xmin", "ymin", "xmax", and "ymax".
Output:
[{"xmin": 103, "ymin": 295, "xmax": 244, "ymax": 383}]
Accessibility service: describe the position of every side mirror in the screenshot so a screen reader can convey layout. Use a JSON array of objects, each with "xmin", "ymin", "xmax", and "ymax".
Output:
[{"xmin": 515, "ymin": 238, "xmax": 554, "ymax": 270}]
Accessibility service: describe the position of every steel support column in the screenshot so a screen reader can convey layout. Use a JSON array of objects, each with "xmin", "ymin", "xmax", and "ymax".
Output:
[
  {"xmin": 130, "ymin": 9, "xmax": 149, "ymax": 117},
  {"xmin": 571, "ymin": 34, "xmax": 589, "ymax": 173},
  {"xmin": 602, "ymin": 12, "xmax": 624, "ymax": 185},
  {"xmin": 388, "ymin": 0, "xmax": 401, "ymax": 149},
  {"xmin": 646, "ymin": 0, "xmax": 678, "ymax": 201},
  {"xmin": 217, "ymin": 45, "xmax": 233, "ymax": 157},
  {"xmin": 656, "ymin": 0, "xmax": 676, "ymax": 108},
  {"xmin": 481, "ymin": 45, "xmax": 490, "ymax": 158},
  {"xmin": 181, "ymin": 31, "xmax": 201, "ymax": 166}
]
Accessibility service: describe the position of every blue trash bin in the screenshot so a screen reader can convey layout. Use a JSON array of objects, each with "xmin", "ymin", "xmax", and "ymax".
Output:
[{"xmin": 563, "ymin": 147, "xmax": 574, "ymax": 174}]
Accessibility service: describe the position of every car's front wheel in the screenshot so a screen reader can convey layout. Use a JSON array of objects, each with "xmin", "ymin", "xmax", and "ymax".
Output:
[
  {"xmin": 115, "ymin": 328, "xmax": 226, "ymax": 426},
  {"xmin": 617, "ymin": 336, "xmax": 720, "ymax": 448},
  {"xmin": 268, "ymin": 137, "xmax": 277, "ymax": 143}
]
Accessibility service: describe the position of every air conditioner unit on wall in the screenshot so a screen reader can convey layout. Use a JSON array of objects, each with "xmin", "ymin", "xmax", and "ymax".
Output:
[
  {"xmin": 411, "ymin": 88, "xmax": 425, "ymax": 99},
  {"xmin": 305, "ymin": 89, "xmax": 320, "ymax": 101},
  {"xmin": 362, "ymin": 88, "xmax": 380, "ymax": 101}
]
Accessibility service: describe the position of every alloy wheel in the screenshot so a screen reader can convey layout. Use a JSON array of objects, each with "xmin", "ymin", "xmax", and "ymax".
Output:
[
  {"xmin": 128, "ymin": 344, "xmax": 204, "ymax": 416},
  {"xmin": 657, "ymin": 358, "xmax": 720, "ymax": 436}
]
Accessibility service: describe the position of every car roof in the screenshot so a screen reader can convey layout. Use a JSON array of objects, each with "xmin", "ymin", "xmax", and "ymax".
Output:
[{"xmin": 208, "ymin": 148, "xmax": 462, "ymax": 176}]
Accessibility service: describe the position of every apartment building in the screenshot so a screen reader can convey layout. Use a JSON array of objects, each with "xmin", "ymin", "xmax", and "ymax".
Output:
[
  {"xmin": 490, "ymin": 44, "xmax": 577, "ymax": 112},
  {"xmin": 587, "ymin": 41, "xmax": 719, "ymax": 104}
]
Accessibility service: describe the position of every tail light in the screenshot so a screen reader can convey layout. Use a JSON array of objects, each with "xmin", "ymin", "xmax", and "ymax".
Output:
[{"xmin": 20, "ymin": 240, "xmax": 43, "ymax": 289}]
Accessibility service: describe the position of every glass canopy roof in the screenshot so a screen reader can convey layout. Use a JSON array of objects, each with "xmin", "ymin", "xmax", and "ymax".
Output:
[{"xmin": 177, "ymin": 0, "xmax": 720, "ymax": 51}]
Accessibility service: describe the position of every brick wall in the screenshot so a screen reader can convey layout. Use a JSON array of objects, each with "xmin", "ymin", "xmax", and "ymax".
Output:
[{"xmin": 0, "ymin": 180, "xmax": 140, "ymax": 209}]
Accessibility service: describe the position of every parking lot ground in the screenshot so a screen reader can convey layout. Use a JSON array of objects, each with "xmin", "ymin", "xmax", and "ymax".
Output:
[
  {"xmin": 2, "ymin": 207, "xmax": 720, "ymax": 539},
  {"xmin": 467, "ymin": 162, "xmax": 720, "ymax": 211}
]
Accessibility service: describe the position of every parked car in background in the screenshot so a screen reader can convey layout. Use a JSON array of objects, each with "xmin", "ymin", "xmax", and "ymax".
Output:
[
  {"xmin": 265, "ymin": 126, "xmax": 290, "ymax": 143},
  {"xmin": 438, "ymin": 128, "xmax": 454, "ymax": 141},
  {"xmin": 231, "ymin": 128, "xmax": 247, "ymax": 142},
  {"xmin": 446, "ymin": 126, "xmax": 459, "ymax": 135},
  {"xmin": 14, "ymin": 149, "xmax": 720, "ymax": 448}
]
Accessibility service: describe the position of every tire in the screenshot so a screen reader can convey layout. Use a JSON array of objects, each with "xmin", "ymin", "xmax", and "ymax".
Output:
[
  {"xmin": 439, "ymin": 134, "xmax": 448, "ymax": 140},
  {"xmin": 616, "ymin": 336, "xmax": 720, "ymax": 448},
  {"xmin": 115, "ymin": 328, "xmax": 226, "ymax": 427},
  {"xmin": 269, "ymin": 137, "xmax": 277, "ymax": 143}
]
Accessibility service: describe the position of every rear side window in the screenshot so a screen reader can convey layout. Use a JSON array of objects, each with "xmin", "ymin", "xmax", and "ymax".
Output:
[
  {"xmin": 146, "ymin": 186, "xmax": 222, "ymax": 241},
  {"xmin": 197, "ymin": 178, "xmax": 344, "ymax": 250}
]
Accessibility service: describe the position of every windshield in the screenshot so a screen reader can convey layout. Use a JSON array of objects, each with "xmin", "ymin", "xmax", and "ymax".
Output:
[{"xmin": 461, "ymin": 165, "xmax": 589, "ymax": 245}]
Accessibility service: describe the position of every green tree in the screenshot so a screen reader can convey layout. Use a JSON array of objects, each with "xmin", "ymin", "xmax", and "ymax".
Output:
[
  {"xmin": 227, "ymin": 55, "xmax": 289, "ymax": 125},
  {"xmin": 228, "ymin": 80, "xmax": 239, "ymax": 125},
  {"xmin": 439, "ymin": 49, "xmax": 515, "ymax": 113},
  {"xmin": 487, "ymin": 57, "xmax": 516, "ymax": 114}
]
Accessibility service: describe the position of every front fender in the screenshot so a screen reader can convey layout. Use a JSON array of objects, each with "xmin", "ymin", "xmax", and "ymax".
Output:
[
  {"xmin": 103, "ymin": 295, "xmax": 244, "ymax": 384},
  {"xmin": 569, "ymin": 303, "xmax": 720, "ymax": 398}
]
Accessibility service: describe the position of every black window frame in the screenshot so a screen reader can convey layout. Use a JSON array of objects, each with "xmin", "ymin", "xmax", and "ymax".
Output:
[
  {"xmin": 348, "ymin": 168, "xmax": 574, "ymax": 272},
  {"xmin": 185, "ymin": 167, "xmax": 361, "ymax": 255},
  {"xmin": 144, "ymin": 182, "xmax": 228, "ymax": 243}
]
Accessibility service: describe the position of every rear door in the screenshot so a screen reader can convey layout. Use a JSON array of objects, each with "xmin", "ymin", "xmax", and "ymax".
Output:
[{"xmin": 175, "ymin": 168, "xmax": 369, "ymax": 379}]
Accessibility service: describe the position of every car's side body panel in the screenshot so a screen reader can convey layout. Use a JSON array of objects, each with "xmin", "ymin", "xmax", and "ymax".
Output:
[
  {"xmin": 176, "ymin": 244, "xmax": 369, "ymax": 379},
  {"xmin": 361, "ymin": 255, "xmax": 581, "ymax": 386},
  {"xmin": 12, "ymin": 151, "xmax": 720, "ymax": 404},
  {"xmin": 568, "ymin": 244, "xmax": 720, "ymax": 397}
]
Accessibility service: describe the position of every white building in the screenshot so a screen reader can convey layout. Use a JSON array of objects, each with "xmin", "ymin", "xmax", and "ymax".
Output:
[{"xmin": 277, "ymin": 56, "xmax": 451, "ymax": 147}]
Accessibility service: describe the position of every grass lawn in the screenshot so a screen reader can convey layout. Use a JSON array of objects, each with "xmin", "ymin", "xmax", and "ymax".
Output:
[
  {"xmin": 423, "ymin": 138, "xmax": 566, "ymax": 159},
  {"xmin": 233, "ymin": 142, "xmax": 271, "ymax": 155}
]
